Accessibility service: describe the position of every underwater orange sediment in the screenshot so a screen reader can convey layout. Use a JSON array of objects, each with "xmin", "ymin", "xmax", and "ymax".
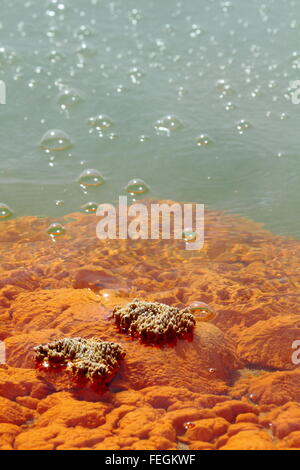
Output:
[{"xmin": 1, "ymin": 200, "xmax": 300, "ymax": 450}]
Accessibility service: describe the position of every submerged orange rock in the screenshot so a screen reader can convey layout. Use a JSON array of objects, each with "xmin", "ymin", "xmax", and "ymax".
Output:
[{"xmin": 1, "ymin": 200, "xmax": 300, "ymax": 449}]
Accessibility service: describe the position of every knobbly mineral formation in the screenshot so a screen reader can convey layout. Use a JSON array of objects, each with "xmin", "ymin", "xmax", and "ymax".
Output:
[
  {"xmin": 113, "ymin": 299, "xmax": 195, "ymax": 342},
  {"xmin": 34, "ymin": 337, "xmax": 125, "ymax": 383}
]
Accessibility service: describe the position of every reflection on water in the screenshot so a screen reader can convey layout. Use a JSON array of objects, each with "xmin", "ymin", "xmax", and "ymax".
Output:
[{"xmin": 0, "ymin": 0, "xmax": 300, "ymax": 237}]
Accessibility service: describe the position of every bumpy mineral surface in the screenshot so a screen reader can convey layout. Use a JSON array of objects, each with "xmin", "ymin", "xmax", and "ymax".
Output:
[
  {"xmin": 34, "ymin": 337, "xmax": 125, "ymax": 383},
  {"xmin": 1, "ymin": 200, "xmax": 300, "ymax": 450},
  {"xmin": 113, "ymin": 299, "xmax": 195, "ymax": 342}
]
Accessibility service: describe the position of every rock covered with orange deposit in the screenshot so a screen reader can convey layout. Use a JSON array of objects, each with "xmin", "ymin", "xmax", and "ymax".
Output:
[
  {"xmin": 34, "ymin": 337, "xmax": 125, "ymax": 385},
  {"xmin": 112, "ymin": 299, "xmax": 195, "ymax": 343}
]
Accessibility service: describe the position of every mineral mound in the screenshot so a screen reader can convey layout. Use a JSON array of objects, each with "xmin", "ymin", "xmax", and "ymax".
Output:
[
  {"xmin": 113, "ymin": 299, "xmax": 195, "ymax": 343},
  {"xmin": 34, "ymin": 337, "xmax": 125, "ymax": 383}
]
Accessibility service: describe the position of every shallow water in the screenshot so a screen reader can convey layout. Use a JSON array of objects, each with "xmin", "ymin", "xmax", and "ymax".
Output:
[
  {"xmin": 1, "ymin": 206, "xmax": 300, "ymax": 450},
  {"xmin": 1, "ymin": 0, "xmax": 300, "ymax": 452},
  {"xmin": 0, "ymin": 0, "xmax": 300, "ymax": 236}
]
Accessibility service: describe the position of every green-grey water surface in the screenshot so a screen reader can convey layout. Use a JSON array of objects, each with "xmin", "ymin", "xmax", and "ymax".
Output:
[{"xmin": 0, "ymin": 0, "xmax": 300, "ymax": 237}]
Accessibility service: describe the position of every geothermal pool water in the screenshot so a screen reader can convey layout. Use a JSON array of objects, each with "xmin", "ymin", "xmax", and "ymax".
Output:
[{"xmin": 1, "ymin": 0, "xmax": 300, "ymax": 451}]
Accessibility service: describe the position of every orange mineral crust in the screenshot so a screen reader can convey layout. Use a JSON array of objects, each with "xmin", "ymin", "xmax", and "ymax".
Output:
[{"xmin": 1, "ymin": 200, "xmax": 300, "ymax": 450}]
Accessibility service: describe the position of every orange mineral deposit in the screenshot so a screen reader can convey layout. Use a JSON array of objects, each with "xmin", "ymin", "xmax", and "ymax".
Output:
[{"xmin": 0, "ymin": 200, "xmax": 300, "ymax": 450}]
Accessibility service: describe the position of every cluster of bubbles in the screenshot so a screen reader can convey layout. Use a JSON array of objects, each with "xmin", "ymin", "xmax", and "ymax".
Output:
[
  {"xmin": 45, "ymin": 202, "xmax": 99, "ymax": 239},
  {"xmin": 3, "ymin": 0, "xmax": 296, "ymax": 244},
  {"xmin": 42, "ymin": 175, "xmax": 149, "ymax": 238},
  {"xmin": 37, "ymin": 120, "xmax": 153, "ymax": 239}
]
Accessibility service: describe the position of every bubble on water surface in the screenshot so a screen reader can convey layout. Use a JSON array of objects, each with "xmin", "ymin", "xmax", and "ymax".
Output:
[
  {"xmin": 139, "ymin": 134, "xmax": 150, "ymax": 143},
  {"xmin": 57, "ymin": 88, "xmax": 83, "ymax": 110},
  {"xmin": 55, "ymin": 200, "xmax": 64, "ymax": 207},
  {"xmin": 225, "ymin": 101, "xmax": 236, "ymax": 111},
  {"xmin": 0, "ymin": 203, "xmax": 13, "ymax": 220},
  {"xmin": 78, "ymin": 169, "xmax": 105, "ymax": 187},
  {"xmin": 189, "ymin": 24, "xmax": 203, "ymax": 38},
  {"xmin": 46, "ymin": 26, "xmax": 61, "ymax": 40},
  {"xmin": 188, "ymin": 301, "xmax": 217, "ymax": 321},
  {"xmin": 47, "ymin": 222, "xmax": 66, "ymax": 237},
  {"xmin": 115, "ymin": 84, "xmax": 128, "ymax": 94},
  {"xmin": 88, "ymin": 114, "xmax": 113, "ymax": 130},
  {"xmin": 182, "ymin": 228, "xmax": 198, "ymax": 243},
  {"xmin": 251, "ymin": 86, "xmax": 263, "ymax": 98},
  {"xmin": 247, "ymin": 393, "xmax": 258, "ymax": 403},
  {"xmin": 183, "ymin": 422, "xmax": 195, "ymax": 430},
  {"xmin": 163, "ymin": 23, "xmax": 175, "ymax": 34},
  {"xmin": 177, "ymin": 86, "xmax": 188, "ymax": 100},
  {"xmin": 46, "ymin": 0, "xmax": 67, "ymax": 16},
  {"xmin": 48, "ymin": 50, "xmax": 65, "ymax": 63},
  {"xmin": 40, "ymin": 129, "xmax": 72, "ymax": 151},
  {"xmin": 215, "ymin": 79, "xmax": 235, "ymax": 98},
  {"xmin": 74, "ymin": 25, "xmax": 95, "ymax": 39},
  {"xmin": 0, "ymin": 46, "xmax": 17, "ymax": 66},
  {"xmin": 77, "ymin": 42, "xmax": 97, "ymax": 57},
  {"xmin": 128, "ymin": 9, "xmax": 142, "ymax": 25},
  {"xmin": 128, "ymin": 67, "xmax": 145, "ymax": 84},
  {"xmin": 196, "ymin": 134, "xmax": 213, "ymax": 147},
  {"xmin": 126, "ymin": 178, "xmax": 149, "ymax": 195},
  {"xmin": 81, "ymin": 201, "xmax": 98, "ymax": 213},
  {"xmin": 236, "ymin": 119, "xmax": 252, "ymax": 134},
  {"xmin": 155, "ymin": 115, "xmax": 182, "ymax": 136},
  {"xmin": 28, "ymin": 79, "xmax": 38, "ymax": 89},
  {"xmin": 268, "ymin": 80, "xmax": 277, "ymax": 89}
]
